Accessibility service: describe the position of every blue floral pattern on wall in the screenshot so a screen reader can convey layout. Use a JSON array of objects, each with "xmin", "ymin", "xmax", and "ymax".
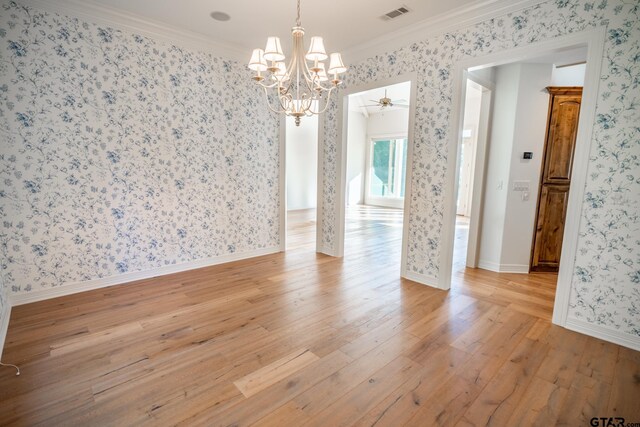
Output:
[
  {"xmin": 0, "ymin": 2, "xmax": 280, "ymax": 300},
  {"xmin": 319, "ymin": 0, "xmax": 639, "ymax": 337},
  {"xmin": 0, "ymin": 275, "xmax": 6, "ymax": 324}
]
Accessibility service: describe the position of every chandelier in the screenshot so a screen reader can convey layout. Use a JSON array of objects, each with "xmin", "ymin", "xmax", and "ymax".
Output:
[{"xmin": 248, "ymin": 0, "xmax": 347, "ymax": 126}]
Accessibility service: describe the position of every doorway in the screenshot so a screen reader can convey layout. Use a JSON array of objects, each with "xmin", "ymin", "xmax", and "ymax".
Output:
[
  {"xmin": 452, "ymin": 77, "xmax": 492, "ymax": 273},
  {"xmin": 442, "ymin": 28, "xmax": 605, "ymax": 328},
  {"xmin": 285, "ymin": 114, "xmax": 319, "ymax": 251},
  {"xmin": 333, "ymin": 74, "xmax": 417, "ymax": 279}
]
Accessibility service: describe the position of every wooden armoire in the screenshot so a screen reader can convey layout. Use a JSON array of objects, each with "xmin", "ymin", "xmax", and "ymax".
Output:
[{"xmin": 530, "ymin": 86, "xmax": 582, "ymax": 272}]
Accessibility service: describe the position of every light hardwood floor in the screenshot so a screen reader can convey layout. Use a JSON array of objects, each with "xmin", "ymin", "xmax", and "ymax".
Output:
[{"xmin": 1, "ymin": 206, "xmax": 638, "ymax": 426}]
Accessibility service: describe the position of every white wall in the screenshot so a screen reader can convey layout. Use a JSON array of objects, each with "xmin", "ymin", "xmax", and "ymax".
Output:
[
  {"xmin": 500, "ymin": 63, "xmax": 554, "ymax": 270},
  {"xmin": 286, "ymin": 115, "xmax": 318, "ymax": 210},
  {"xmin": 551, "ymin": 63, "xmax": 586, "ymax": 86},
  {"xmin": 478, "ymin": 62, "xmax": 559, "ymax": 272},
  {"xmin": 367, "ymin": 109, "xmax": 410, "ymax": 137},
  {"xmin": 478, "ymin": 64, "xmax": 520, "ymax": 270},
  {"xmin": 346, "ymin": 110, "xmax": 367, "ymax": 206}
]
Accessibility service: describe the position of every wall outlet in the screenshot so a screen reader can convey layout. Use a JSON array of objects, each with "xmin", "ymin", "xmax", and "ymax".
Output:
[{"xmin": 512, "ymin": 180, "xmax": 530, "ymax": 192}]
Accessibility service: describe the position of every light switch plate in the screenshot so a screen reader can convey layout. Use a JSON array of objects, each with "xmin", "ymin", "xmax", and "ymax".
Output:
[{"xmin": 512, "ymin": 180, "xmax": 530, "ymax": 192}]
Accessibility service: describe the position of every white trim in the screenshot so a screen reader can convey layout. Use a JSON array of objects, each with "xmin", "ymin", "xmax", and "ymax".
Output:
[
  {"xmin": 478, "ymin": 261, "xmax": 530, "ymax": 274},
  {"xmin": 440, "ymin": 29, "xmax": 607, "ymax": 331},
  {"xmin": 25, "ymin": 0, "xmax": 246, "ymax": 61},
  {"xmin": 465, "ymin": 79, "xmax": 494, "ymax": 268},
  {"xmin": 332, "ymin": 73, "xmax": 418, "ymax": 284},
  {"xmin": 565, "ymin": 318, "xmax": 640, "ymax": 352},
  {"xmin": 403, "ymin": 271, "xmax": 442, "ymax": 289},
  {"xmin": 279, "ymin": 116, "xmax": 287, "ymax": 252},
  {"xmin": 9, "ymin": 246, "xmax": 279, "ymax": 306},
  {"xmin": 27, "ymin": 0, "xmax": 547, "ymax": 65},
  {"xmin": 344, "ymin": 0, "xmax": 546, "ymax": 63},
  {"xmin": 0, "ymin": 303, "xmax": 10, "ymax": 359},
  {"xmin": 400, "ymin": 78, "xmax": 418, "ymax": 279},
  {"xmin": 552, "ymin": 29, "xmax": 606, "ymax": 327}
]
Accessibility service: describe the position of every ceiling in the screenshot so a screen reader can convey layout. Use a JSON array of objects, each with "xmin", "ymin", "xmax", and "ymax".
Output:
[
  {"xmin": 523, "ymin": 46, "xmax": 587, "ymax": 66},
  {"xmin": 350, "ymin": 81, "xmax": 411, "ymax": 115},
  {"xmin": 90, "ymin": 0, "xmax": 487, "ymax": 59}
]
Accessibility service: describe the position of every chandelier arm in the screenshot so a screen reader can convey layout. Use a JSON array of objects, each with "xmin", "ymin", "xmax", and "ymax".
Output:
[
  {"xmin": 307, "ymin": 86, "xmax": 336, "ymax": 115},
  {"xmin": 256, "ymin": 79, "xmax": 281, "ymax": 90},
  {"xmin": 313, "ymin": 81, "xmax": 335, "ymax": 92},
  {"xmin": 302, "ymin": 69, "xmax": 319, "ymax": 95},
  {"xmin": 260, "ymin": 85, "xmax": 289, "ymax": 114}
]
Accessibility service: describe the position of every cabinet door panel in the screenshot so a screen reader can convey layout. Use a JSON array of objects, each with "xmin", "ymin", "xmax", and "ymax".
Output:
[
  {"xmin": 543, "ymin": 96, "xmax": 581, "ymax": 183},
  {"xmin": 531, "ymin": 185, "xmax": 569, "ymax": 271}
]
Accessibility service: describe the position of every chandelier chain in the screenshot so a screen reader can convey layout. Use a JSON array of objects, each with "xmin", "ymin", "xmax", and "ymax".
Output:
[{"xmin": 296, "ymin": 0, "xmax": 301, "ymax": 27}]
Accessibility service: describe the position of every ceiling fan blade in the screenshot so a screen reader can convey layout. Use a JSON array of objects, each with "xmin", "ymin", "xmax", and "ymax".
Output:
[
  {"xmin": 369, "ymin": 100, "xmax": 381, "ymax": 104},
  {"xmin": 394, "ymin": 104, "xmax": 410, "ymax": 108},
  {"xmin": 361, "ymin": 104, "xmax": 380, "ymax": 107},
  {"xmin": 391, "ymin": 99, "xmax": 407, "ymax": 103}
]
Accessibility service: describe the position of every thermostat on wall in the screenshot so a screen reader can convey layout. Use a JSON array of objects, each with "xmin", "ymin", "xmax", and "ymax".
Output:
[{"xmin": 523, "ymin": 152, "xmax": 533, "ymax": 159}]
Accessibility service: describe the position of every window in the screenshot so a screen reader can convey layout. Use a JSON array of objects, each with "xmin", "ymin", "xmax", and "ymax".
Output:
[{"xmin": 367, "ymin": 138, "xmax": 408, "ymax": 200}]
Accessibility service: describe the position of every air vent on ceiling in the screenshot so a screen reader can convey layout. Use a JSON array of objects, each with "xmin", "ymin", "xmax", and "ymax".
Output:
[{"xmin": 381, "ymin": 6, "xmax": 410, "ymax": 21}]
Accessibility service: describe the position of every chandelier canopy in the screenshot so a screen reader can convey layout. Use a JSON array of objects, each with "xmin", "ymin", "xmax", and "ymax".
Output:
[{"xmin": 248, "ymin": 0, "xmax": 347, "ymax": 126}]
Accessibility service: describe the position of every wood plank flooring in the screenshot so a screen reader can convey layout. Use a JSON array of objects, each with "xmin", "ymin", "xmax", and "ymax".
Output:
[{"xmin": 0, "ymin": 206, "xmax": 638, "ymax": 426}]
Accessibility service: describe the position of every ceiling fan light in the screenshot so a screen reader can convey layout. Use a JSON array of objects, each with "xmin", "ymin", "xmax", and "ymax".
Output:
[
  {"xmin": 248, "ymin": 48, "xmax": 268, "ymax": 71},
  {"xmin": 328, "ymin": 52, "xmax": 347, "ymax": 74},
  {"xmin": 306, "ymin": 36, "xmax": 328, "ymax": 61},
  {"xmin": 264, "ymin": 37, "xmax": 285, "ymax": 61}
]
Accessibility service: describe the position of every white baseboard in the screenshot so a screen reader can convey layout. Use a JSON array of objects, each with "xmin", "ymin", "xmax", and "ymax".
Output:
[
  {"xmin": 478, "ymin": 260, "xmax": 530, "ymax": 274},
  {"xmin": 316, "ymin": 245, "xmax": 338, "ymax": 257},
  {"xmin": 564, "ymin": 317, "xmax": 640, "ymax": 352},
  {"xmin": 0, "ymin": 303, "xmax": 10, "ymax": 359},
  {"xmin": 9, "ymin": 247, "xmax": 280, "ymax": 306},
  {"xmin": 403, "ymin": 271, "xmax": 442, "ymax": 289}
]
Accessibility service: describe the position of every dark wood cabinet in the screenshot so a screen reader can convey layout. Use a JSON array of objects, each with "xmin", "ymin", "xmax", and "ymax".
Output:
[{"xmin": 530, "ymin": 86, "xmax": 582, "ymax": 272}]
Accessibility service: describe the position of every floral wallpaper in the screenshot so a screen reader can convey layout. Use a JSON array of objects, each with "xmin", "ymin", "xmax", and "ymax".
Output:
[
  {"xmin": 0, "ymin": 1, "xmax": 280, "ymax": 301},
  {"xmin": 0, "ymin": 274, "xmax": 6, "ymax": 324},
  {"xmin": 320, "ymin": 0, "xmax": 639, "ymax": 337},
  {"xmin": 0, "ymin": 0, "xmax": 637, "ymax": 345}
]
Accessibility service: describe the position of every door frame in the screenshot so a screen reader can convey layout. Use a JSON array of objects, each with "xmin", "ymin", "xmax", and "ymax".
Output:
[
  {"xmin": 279, "ymin": 116, "xmax": 287, "ymax": 251},
  {"xmin": 332, "ymin": 72, "xmax": 418, "ymax": 280},
  {"xmin": 462, "ymin": 74, "xmax": 494, "ymax": 268},
  {"xmin": 440, "ymin": 28, "xmax": 606, "ymax": 328}
]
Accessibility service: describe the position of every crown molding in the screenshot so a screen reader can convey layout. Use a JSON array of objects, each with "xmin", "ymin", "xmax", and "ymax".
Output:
[
  {"xmin": 24, "ymin": 0, "xmax": 247, "ymax": 61},
  {"xmin": 23, "ymin": 0, "xmax": 548, "ymax": 67},
  {"xmin": 343, "ymin": 0, "xmax": 547, "ymax": 64}
]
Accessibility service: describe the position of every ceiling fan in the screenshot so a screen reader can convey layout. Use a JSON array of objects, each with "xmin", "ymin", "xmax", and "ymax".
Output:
[{"xmin": 362, "ymin": 89, "xmax": 409, "ymax": 109}]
